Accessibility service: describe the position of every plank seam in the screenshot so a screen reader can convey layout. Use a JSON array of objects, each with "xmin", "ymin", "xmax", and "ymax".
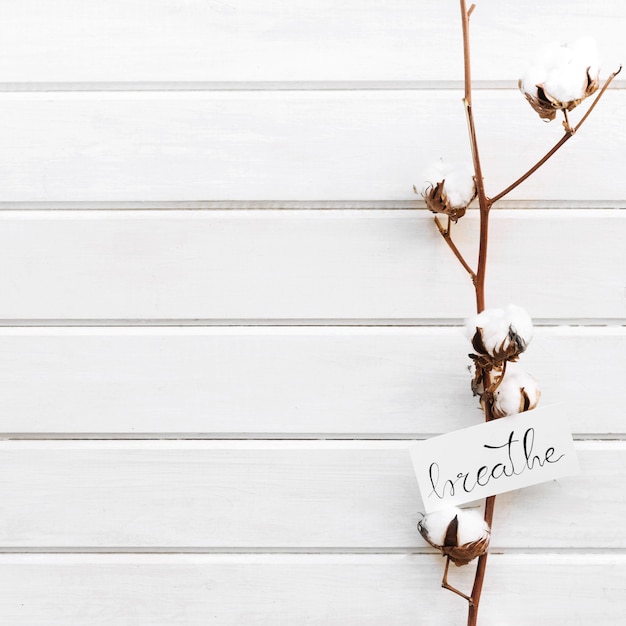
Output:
[
  {"xmin": 1, "ymin": 433, "xmax": 624, "ymax": 441},
  {"xmin": 0, "ymin": 200, "xmax": 625, "ymax": 210},
  {"xmin": 0, "ymin": 547, "xmax": 624, "ymax": 555},
  {"xmin": 0, "ymin": 80, "xmax": 623, "ymax": 92},
  {"xmin": 0, "ymin": 319, "xmax": 622, "ymax": 327}
]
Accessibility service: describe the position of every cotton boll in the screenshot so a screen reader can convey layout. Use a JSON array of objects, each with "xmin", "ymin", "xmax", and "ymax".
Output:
[
  {"xmin": 418, "ymin": 507, "xmax": 491, "ymax": 566},
  {"xmin": 543, "ymin": 40, "xmax": 598, "ymax": 104},
  {"xmin": 465, "ymin": 304, "xmax": 533, "ymax": 365},
  {"xmin": 492, "ymin": 363, "xmax": 541, "ymax": 418},
  {"xmin": 417, "ymin": 159, "xmax": 476, "ymax": 221},
  {"xmin": 519, "ymin": 37, "xmax": 600, "ymax": 119}
]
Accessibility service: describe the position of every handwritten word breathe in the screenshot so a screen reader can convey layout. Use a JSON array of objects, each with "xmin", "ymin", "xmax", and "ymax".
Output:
[{"xmin": 428, "ymin": 427, "xmax": 565, "ymax": 500}]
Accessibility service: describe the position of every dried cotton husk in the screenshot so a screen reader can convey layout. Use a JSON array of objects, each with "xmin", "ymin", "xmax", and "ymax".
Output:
[{"xmin": 418, "ymin": 507, "xmax": 490, "ymax": 566}]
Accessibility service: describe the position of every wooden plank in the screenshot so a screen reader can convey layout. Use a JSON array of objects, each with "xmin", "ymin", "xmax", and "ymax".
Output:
[
  {"xmin": 0, "ymin": 210, "xmax": 623, "ymax": 321},
  {"xmin": 0, "ymin": 553, "xmax": 622, "ymax": 625},
  {"xmin": 0, "ymin": 90, "xmax": 624, "ymax": 202},
  {"xmin": 0, "ymin": 441, "xmax": 620, "ymax": 549},
  {"xmin": 0, "ymin": 0, "xmax": 622, "ymax": 84},
  {"xmin": 0, "ymin": 327, "xmax": 623, "ymax": 436}
]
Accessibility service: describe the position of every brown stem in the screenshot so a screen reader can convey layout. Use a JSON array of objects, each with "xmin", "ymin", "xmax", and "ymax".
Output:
[
  {"xmin": 461, "ymin": 0, "xmax": 490, "ymax": 314},
  {"xmin": 434, "ymin": 216, "xmax": 477, "ymax": 282},
  {"xmin": 467, "ymin": 494, "xmax": 496, "ymax": 626},
  {"xmin": 462, "ymin": 3, "xmax": 493, "ymax": 625},
  {"xmin": 489, "ymin": 66, "xmax": 622, "ymax": 204}
]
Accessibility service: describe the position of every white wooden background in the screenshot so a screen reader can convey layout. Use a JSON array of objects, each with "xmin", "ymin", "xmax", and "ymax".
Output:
[{"xmin": 0, "ymin": 1, "xmax": 624, "ymax": 624}]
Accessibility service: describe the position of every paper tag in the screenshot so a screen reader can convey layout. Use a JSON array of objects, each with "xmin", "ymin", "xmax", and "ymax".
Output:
[{"xmin": 410, "ymin": 404, "xmax": 579, "ymax": 513}]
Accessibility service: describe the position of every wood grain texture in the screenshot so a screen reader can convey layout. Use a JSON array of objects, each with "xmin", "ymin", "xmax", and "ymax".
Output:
[
  {"xmin": 0, "ymin": 90, "xmax": 624, "ymax": 202},
  {"xmin": 0, "ymin": 553, "xmax": 623, "ymax": 625},
  {"xmin": 0, "ymin": 0, "xmax": 622, "ymax": 84},
  {"xmin": 0, "ymin": 441, "xmax": 620, "ymax": 549},
  {"xmin": 0, "ymin": 210, "xmax": 623, "ymax": 321},
  {"xmin": 0, "ymin": 326, "xmax": 623, "ymax": 436}
]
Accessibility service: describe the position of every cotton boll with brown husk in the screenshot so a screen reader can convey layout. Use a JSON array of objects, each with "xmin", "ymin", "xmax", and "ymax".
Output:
[
  {"xmin": 418, "ymin": 506, "xmax": 490, "ymax": 566},
  {"xmin": 465, "ymin": 304, "xmax": 534, "ymax": 366},
  {"xmin": 415, "ymin": 159, "xmax": 476, "ymax": 222},
  {"xmin": 519, "ymin": 37, "xmax": 600, "ymax": 121},
  {"xmin": 491, "ymin": 362, "xmax": 541, "ymax": 419}
]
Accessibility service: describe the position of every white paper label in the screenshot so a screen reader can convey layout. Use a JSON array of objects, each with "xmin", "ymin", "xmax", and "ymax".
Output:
[{"xmin": 410, "ymin": 404, "xmax": 579, "ymax": 513}]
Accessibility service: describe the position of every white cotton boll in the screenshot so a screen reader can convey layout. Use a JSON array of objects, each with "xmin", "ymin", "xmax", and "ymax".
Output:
[
  {"xmin": 543, "ymin": 42, "xmax": 595, "ymax": 103},
  {"xmin": 520, "ymin": 37, "xmax": 600, "ymax": 119},
  {"xmin": 465, "ymin": 304, "xmax": 533, "ymax": 363},
  {"xmin": 419, "ymin": 159, "xmax": 475, "ymax": 209},
  {"xmin": 529, "ymin": 38, "xmax": 599, "ymax": 103},
  {"xmin": 492, "ymin": 362, "xmax": 541, "ymax": 418},
  {"xmin": 418, "ymin": 507, "xmax": 491, "ymax": 566},
  {"xmin": 418, "ymin": 507, "xmax": 489, "ymax": 547}
]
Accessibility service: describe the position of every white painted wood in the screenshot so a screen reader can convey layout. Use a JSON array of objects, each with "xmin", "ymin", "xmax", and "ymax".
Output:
[
  {"xmin": 0, "ymin": 553, "xmax": 622, "ymax": 625},
  {"xmin": 0, "ymin": 0, "xmax": 622, "ymax": 84},
  {"xmin": 0, "ymin": 90, "xmax": 623, "ymax": 202},
  {"xmin": 0, "ymin": 440, "xmax": 619, "ymax": 549},
  {"xmin": 0, "ymin": 0, "xmax": 622, "ymax": 622},
  {"xmin": 0, "ymin": 326, "xmax": 623, "ymax": 436},
  {"xmin": 0, "ymin": 210, "xmax": 623, "ymax": 320}
]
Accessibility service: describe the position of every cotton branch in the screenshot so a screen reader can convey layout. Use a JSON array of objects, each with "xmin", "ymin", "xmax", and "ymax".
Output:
[
  {"xmin": 490, "ymin": 65, "xmax": 622, "ymax": 204},
  {"xmin": 428, "ymin": 3, "xmax": 619, "ymax": 625}
]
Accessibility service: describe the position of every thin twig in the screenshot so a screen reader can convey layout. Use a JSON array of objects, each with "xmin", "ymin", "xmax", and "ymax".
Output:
[
  {"xmin": 434, "ymin": 216, "xmax": 477, "ymax": 282},
  {"xmin": 441, "ymin": 556, "xmax": 474, "ymax": 604},
  {"xmin": 489, "ymin": 66, "xmax": 622, "ymax": 204}
]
